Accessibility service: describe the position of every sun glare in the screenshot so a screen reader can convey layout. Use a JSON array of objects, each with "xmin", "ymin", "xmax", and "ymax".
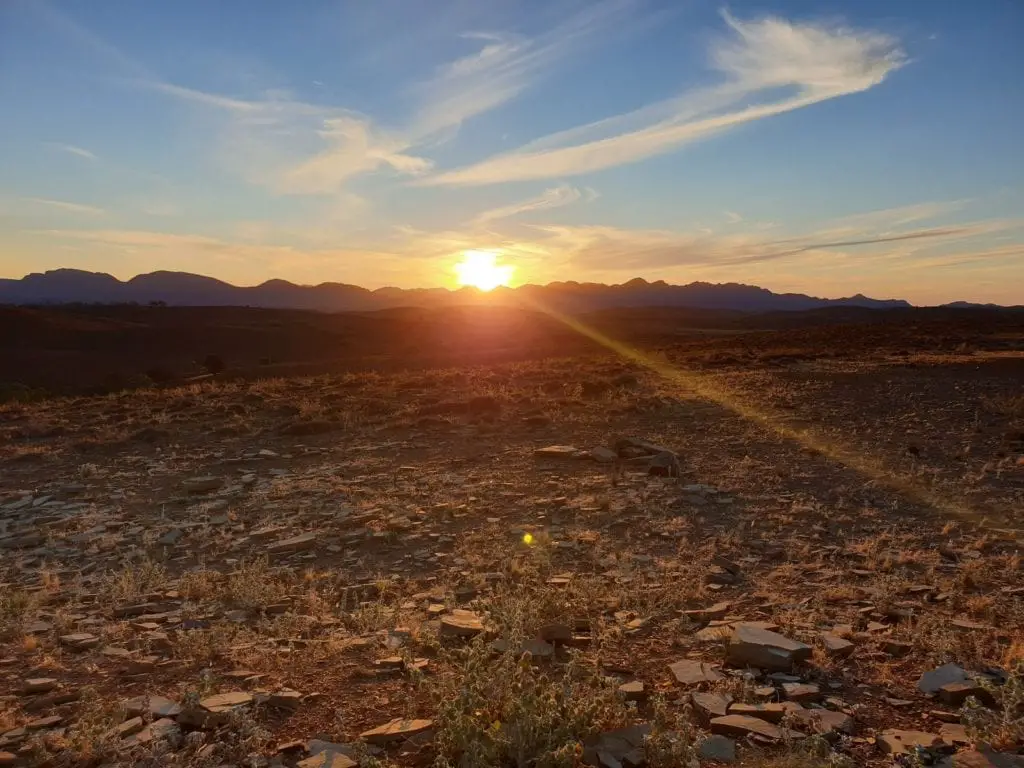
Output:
[{"xmin": 454, "ymin": 250, "xmax": 514, "ymax": 291}]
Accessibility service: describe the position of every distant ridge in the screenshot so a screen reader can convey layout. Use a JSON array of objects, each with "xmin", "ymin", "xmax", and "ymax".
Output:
[{"xmin": 0, "ymin": 267, "xmax": 981, "ymax": 313}]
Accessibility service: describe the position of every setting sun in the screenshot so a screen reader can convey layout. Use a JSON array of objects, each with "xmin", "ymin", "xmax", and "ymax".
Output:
[{"xmin": 454, "ymin": 250, "xmax": 514, "ymax": 291}]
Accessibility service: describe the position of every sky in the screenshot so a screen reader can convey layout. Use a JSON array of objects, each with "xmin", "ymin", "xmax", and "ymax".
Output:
[{"xmin": 1, "ymin": 0, "xmax": 1022, "ymax": 304}]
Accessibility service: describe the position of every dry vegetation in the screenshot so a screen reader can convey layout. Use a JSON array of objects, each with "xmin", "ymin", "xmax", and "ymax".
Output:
[{"xmin": 0, "ymin": 323, "xmax": 1022, "ymax": 767}]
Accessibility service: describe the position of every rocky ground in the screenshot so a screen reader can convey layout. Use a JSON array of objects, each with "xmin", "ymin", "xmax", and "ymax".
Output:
[{"xmin": 1, "ymin": 349, "xmax": 1022, "ymax": 767}]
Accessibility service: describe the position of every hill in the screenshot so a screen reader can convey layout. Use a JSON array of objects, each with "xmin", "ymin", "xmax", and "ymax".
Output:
[{"xmin": 0, "ymin": 269, "xmax": 916, "ymax": 312}]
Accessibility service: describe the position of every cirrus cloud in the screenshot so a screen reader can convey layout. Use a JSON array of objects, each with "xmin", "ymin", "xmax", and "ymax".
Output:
[{"xmin": 417, "ymin": 11, "xmax": 906, "ymax": 186}]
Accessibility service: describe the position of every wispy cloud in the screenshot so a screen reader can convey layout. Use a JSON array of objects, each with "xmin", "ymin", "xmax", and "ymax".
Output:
[
  {"xmin": 125, "ymin": 2, "xmax": 633, "ymax": 196},
  {"xmin": 542, "ymin": 213, "xmax": 1021, "ymax": 273},
  {"xmin": 46, "ymin": 142, "xmax": 97, "ymax": 161},
  {"xmin": 22, "ymin": 197, "xmax": 106, "ymax": 216},
  {"xmin": 278, "ymin": 116, "xmax": 433, "ymax": 195},
  {"xmin": 471, "ymin": 184, "xmax": 590, "ymax": 226},
  {"xmin": 826, "ymin": 200, "xmax": 969, "ymax": 231},
  {"xmin": 418, "ymin": 11, "xmax": 905, "ymax": 186},
  {"xmin": 409, "ymin": 0, "xmax": 635, "ymax": 142}
]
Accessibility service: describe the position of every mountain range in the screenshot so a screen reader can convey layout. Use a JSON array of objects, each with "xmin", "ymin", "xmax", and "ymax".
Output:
[{"xmin": 0, "ymin": 268, "xmax": 971, "ymax": 313}]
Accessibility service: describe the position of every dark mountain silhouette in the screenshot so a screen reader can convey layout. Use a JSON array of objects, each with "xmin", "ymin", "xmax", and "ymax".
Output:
[{"xmin": 0, "ymin": 268, "xmax": 923, "ymax": 312}]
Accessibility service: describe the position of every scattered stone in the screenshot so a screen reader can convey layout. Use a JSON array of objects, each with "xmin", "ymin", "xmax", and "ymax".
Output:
[
  {"xmin": 821, "ymin": 633, "xmax": 854, "ymax": 657},
  {"xmin": 781, "ymin": 682, "xmax": 821, "ymax": 703},
  {"xmin": 440, "ymin": 610, "xmax": 484, "ymax": 638},
  {"xmin": 685, "ymin": 602, "xmax": 731, "ymax": 623},
  {"xmin": 590, "ymin": 447, "xmax": 618, "ymax": 463},
  {"xmin": 20, "ymin": 678, "xmax": 57, "ymax": 695},
  {"xmin": 127, "ymin": 718, "xmax": 180, "ymax": 746},
  {"xmin": 648, "ymin": 451, "xmax": 680, "ymax": 477},
  {"xmin": 200, "ymin": 691, "xmax": 253, "ymax": 712},
  {"xmin": 710, "ymin": 715, "xmax": 800, "ymax": 742},
  {"xmin": 299, "ymin": 752, "xmax": 358, "ymax": 768},
  {"xmin": 939, "ymin": 749, "xmax": 1024, "ymax": 767},
  {"xmin": 59, "ymin": 632, "xmax": 99, "ymax": 651},
  {"xmin": 877, "ymin": 729, "xmax": 943, "ymax": 755},
  {"xmin": 706, "ymin": 565, "xmax": 737, "ymax": 585},
  {"xmin": 790, "ymin": 708, "xmax": 854, "ymax": 737},
  {"xmin": 534, "ymin": 445, "xmax": 583, "ymax": 459},
  {"xmin": 691, "ymin": 692, "xmax": 732, "ymax": 722},
  {"xmin": 268, "ymin": 532, "xmax": 317, "ymax": 554},
  {"xmin": 697, "ymin": 734, "xmax": 737, "ymax": 763},
  {"xmin": 123, "ymin": 695, "xmax": 182, "ymax": 718},
  {"xmin": 951, "ymin": 619, "xmax": 995, "ymax": 632},
  {"xmin": 939, "ymin": 722, "xmax": 970, "ymax": 745},
  {"xmin": 184, "ymin": 476, "xmax": 223, "ymax": 494},
  {"xmin": 268, "ymin": 690, "xmax": 303, "ymax": 710},
  {"xmin": 158, "ymin": 528, "xmax": 184, "ymax": 546},
  {"xmin": 726, "ymin": 623, "xmax": 812, "ymax": 671},
  {"xmin": 883, "ymin": 639, "xmax": 914, "ymax": 657},
  {"xmin": 918, "ymin": 663, "xmax": 969, "ymax": 694},
  {"xmin": 727, "ymin": 702, "xmax": 800, "ymax": 724},
  {"xmin": 939, "ymin": 681, "xmax": 995, "ymax": 707},
  {"xmin": 113, "ymin": 717, "xmax": 145, "ymax": 739},
  {"xmin": 617, "ymin": 681, "xmax": 646, "ymax": 701},
  {"xmin": 539, "ymin": 623, "xmax": 574, "ymax": 644},
  {"xmin": 302, "ymin": 740, "xmax": 367, "ymax": 767},
  {"xmin": 582, "ymin": 724, "xmax": 650, "ymax": 767},
  {"xmin": 360, "ymin": 718, "xmax": 434, "ymax": 745},
  {"xmin": 670, "ymin": 659, "xmax": 725, "ymax": 685},
  {"xmin": 25, "ymin": 715, "xmax": 62, "ymax": 731}
]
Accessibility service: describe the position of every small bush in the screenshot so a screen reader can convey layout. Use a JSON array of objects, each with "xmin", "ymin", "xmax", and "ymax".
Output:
[
  {"xmin": 0, "ymin": 588, "xmax": 37, "ymax": 640},
  {"xmin": 430, "ymin": 642, "xmax": 627, "ymax": 768},
  {"xmin": 962, "ymin": 663, "xmax": 1024, "ymax": 751}
]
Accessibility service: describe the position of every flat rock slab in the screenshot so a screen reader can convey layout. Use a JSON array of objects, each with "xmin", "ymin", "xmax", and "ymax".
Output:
[
  {"xmin": 268, "ymin": 532, "xmax": 317, "ymax": 554},
  {"xmin": 534, "ymin": 445, "xmax": 584, "ymax": 459},
  {"xmin": 821, "ymin": 633, "xmax": 855, "ymax": 657},
  {"xmin": 200, "ymin": 691, "xmax": 253, "ymax": 712},
  {"xmin": 728, "ymin": 702, "xmax": 802, "ymax": 724},
  {"xmin": 360, "ymin": 718, "xmax": 433, "ymax": 745},
  {"xmin": 878, "ymin": 729, "xmax": 943, "ymax": 755},
  {"xmin": 918, "ymin": 663, "xmax": 970, "ymax": 694},
  {"xmin": 123, "ymin": 695, "xmax": 182, "ymax": 718},
  {"xmin": 669, "ymin": 659, "xmax": 724, "ymax": 685},
  {"xmin": 691, "ymin": 691, "xmax": 732, "ymax": 721},
  {"xmin": 582, "ymin": 724, "xmax": 650, "ymax": 767},
  {"xmin": 710, "ymin": 715, "xmax": 801, "ymax": 741},
  {"xmin": 440, "ymin": 610, "xmax": 484, "ymax": 638},
  {"xmin": 790, "ymin": 708, "xmax": 854, "ymax": 737},
  {"xmin": 59, "ymin": 633, "xmax": 100, "ymax": 650},
  {"xmin": 299, "ymin": 752, "xmax": 358, "ymax": 768},
  {"xmin": 184, "ymin": 476, "xmax": 223, "ymax": 493},
  {"xmin": 20, "ymin": 678, "xmax": 57, "ymax": 695},
  {"xmin": 940, "ymin": 750, "xmax": 1024, "ymax": 767},
  {"xmin": 726, "ymin": 623, "xmax": 812, "ymax": 672},
  {"xmin": 698, "ymin": 735, "xmax": 737, "ymax": 763}
]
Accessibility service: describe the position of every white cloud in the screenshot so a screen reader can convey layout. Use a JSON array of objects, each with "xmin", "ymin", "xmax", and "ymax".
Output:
[
  {"xmin": 278, "ymin": 116, "xmax": 433, "ymax": 195},
  {"xmin": 409, "ymin": 0, "xmax": 633, "ymax": 141},
  {"xmin": 22, "ymin": 197, "xmax": 106, "ymax": 216},
  {"xmin": 46, "ymin": 143, "xmax": 97, "ymax": 161},
  {"xmin": 536, "ymin": 212, "xmax": 1020, "ymax": 274},
  {"xmin": 472, "ymin": 184, "xmax": 586, "ymax": 226},
  {"xmin": 418, "ymin": 12, "xmax": 905, "ymax": 186},
  {"xmin": 129, "ymin": 2, "xmax": 632, "ymax": 197}
]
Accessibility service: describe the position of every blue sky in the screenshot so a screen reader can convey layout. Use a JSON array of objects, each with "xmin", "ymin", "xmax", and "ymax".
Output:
[{"xmin": 1, "ymin": 0, "xmax": 1022, "ymax": 303}]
